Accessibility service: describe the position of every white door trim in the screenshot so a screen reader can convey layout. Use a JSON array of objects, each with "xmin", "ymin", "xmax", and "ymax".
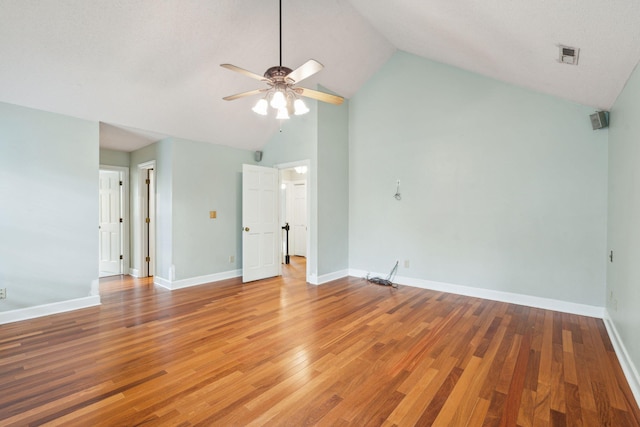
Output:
[
  {"xmin": 275, "ymin": 160, "xmax": 312, "ymax": 282},
  {"xmin": 99, "ymin": 165, "xmax": 129, "ymax": 276}
]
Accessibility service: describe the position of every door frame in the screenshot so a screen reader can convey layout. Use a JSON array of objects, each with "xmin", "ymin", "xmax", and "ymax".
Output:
[
  {"xmin": 275, "ymin": 160, "xmax": 311, "ymax": 282},
  {"xmin": 99, "ymin": 165, "xmax": 129, "ymax": 276},
  {"xmin": 138, "ymin": 161, "xmax": 156, "ymax": 278}
]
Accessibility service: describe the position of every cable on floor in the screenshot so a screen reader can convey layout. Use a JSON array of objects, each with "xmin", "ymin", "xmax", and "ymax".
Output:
[{"xmin": 365, "ymin": 261, "xmax": 399, "ymax": 288}]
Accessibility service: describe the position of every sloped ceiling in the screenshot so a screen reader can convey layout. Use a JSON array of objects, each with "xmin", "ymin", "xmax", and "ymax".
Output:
[
  {"xmin": 349, "ymin": 0, "xmax": 640, "ymax": 110},
  {"xmin": 0, "ymin": 0, "xmax": 638, "ymax": 152}
]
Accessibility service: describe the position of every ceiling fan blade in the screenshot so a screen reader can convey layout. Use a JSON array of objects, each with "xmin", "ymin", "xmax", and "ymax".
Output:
[
  {"xmin": 285, "ymin": 59, "xmax": 324, "ymax": 84},
  {"xmin": 223, "ymin": 88, "xmax": 265, "ymax": 101},
  {"xmin": 220, "ymin": 64, "xmax": 267, "ymax": 82},
  {"xmin": 296, "ymin": 87, "xmax": 344, "ymax": 105}
]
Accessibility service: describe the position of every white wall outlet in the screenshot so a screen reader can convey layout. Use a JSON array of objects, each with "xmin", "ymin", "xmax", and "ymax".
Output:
[
  {"xmin": 0, "ymin": 288, "xmax": 6, "ymax": 300},
  {"xmin": 404, "ymin": 260, "xmax": 410, "ymax": 268},
  {"xmin": 229, "ymin": 255, "xmax": 235, "ymax": 263}
]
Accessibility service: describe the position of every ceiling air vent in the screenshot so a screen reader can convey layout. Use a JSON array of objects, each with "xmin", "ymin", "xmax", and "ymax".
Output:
[{"xmin": 559, "ymin": 45, "xmax": 579, "ymax": 65}]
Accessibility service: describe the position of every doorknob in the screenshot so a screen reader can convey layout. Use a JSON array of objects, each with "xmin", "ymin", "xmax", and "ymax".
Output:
[{"xmin": 244, "ymin": 227, "xmax": 250, "ymax": 232}]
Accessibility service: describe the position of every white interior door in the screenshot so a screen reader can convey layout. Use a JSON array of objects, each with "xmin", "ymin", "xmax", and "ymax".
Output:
[
  {"xmin": 293, "ymin": 182, "xmax": 307, "ymax": 256},
  {"xmin": 99, "ymin": 170, "xmax": 121, "ymax": 276},
  {"xmin": 242, "ymin": 164, "xmax": 279, "ymax": 282}
]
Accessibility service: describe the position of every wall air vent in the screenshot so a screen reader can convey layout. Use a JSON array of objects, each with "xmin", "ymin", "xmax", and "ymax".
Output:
[{"xmin": 559, "ymin": 45, "xmax": 579, "ymax": 65}]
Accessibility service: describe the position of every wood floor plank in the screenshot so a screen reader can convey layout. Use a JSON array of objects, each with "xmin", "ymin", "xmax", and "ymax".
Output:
[
  {"xmin": 468, "ymin": 397, "xmax": 492, "ymax": 427},
  {"xmin": 0, "ymin": 257, "xmax": 638, "ymax": 426}
]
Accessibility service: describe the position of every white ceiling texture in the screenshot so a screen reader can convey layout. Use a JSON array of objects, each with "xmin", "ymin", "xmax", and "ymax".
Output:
[{"xmin": 0, "ymin": 0, "xmax": 638, "ymax": 152}]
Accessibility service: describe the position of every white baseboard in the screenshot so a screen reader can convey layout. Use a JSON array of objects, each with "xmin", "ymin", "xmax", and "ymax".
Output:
[
  {"xmin": 129, "ymin": 268, "xmax": 141, "ymax": 278},
  {"xmin": 0, "ymin": 295, "xmax": 101, "ymax": 325},
  {"xmin": 154, "ymin": 269, "xmax": 242, "ymax": 290},
  {"xmin": 153, "ymin": 275, "xmax": 172, "ymax": 289},
  {"xmin": 308, "ymin": 269, "xmax": 349, "ymax": 285},
  {"xmin": 348, "ymin": 269, "xmax": 605, "ymax": 318},
  {"xmin": 603, "ymin": 311, "xmax": 640, "ymax": 407}
]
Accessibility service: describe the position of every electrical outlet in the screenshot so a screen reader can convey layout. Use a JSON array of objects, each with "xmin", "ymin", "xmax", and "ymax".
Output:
[
  {"xmin": 0, "ymin": 288, "xmax": 6, "ymax": 300},
  {"xmin": 404, "ymin": 260, "xmax": 410, "ymax": 268},
  {"xmin": 229, "ymin": 255, "xmax": 235, "ymax": 263}
]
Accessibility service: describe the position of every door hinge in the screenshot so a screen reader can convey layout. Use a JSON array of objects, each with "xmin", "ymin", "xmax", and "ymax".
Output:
[
  {"xmin": 145, "ymin": 256, "xmax": 151, "ymax": 262},
  {"xmin": 119, "ymin": 255, "xmax": 123, "ymax": 260},
  {"xmin": 145, "ymin": 217, "xmax": 151, "ymax": 224},
  {"xmin": 609, "ymin": 250, "xmax": 614, "ymax": 262},
  {"xmin": 119, "ymin": 218, "xmax": 123, "ymax": 223},
  {"xmin": 145, "ymin": 179, "xmax": 151, "ymax": 185},
  {"xmin": 119, "ymin": 180, "xmax": 123, "ymax": 186}
]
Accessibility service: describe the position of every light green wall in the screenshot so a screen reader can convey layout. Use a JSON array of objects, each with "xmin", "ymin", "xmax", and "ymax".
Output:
[
  {"xmin": 262, "ymin": 102, "xmax": 320, "ymax": 278},
  {"xmin": 100, "ymin": 148, "xmax": 130, "ymax": 167},
  {"xmin": 0, "ymin": 102, "xmax": 98, "ymax": 311},
  {"xmin": 128, "ymin": 137, "xmax": 257, "ymax": 283},
  {"xmin": 349, "ymin": 51, "xmax": 608, "ymax": 306},
  {"xmin": 607, "ymin": 61, "xmax": 640, "ymax": 377},
  {"xmin": 261, "ymin": 105, "xmax": 318, "ymax": 166},
  {"xmin": 261, "ymin": 91, "xmax": 350, "ymax": 279},
  {"xmin": 171, "ymin": 137, "xmax": 254, "ymax": 280},
  {"xmin": 154, "ymin": 139, "xmax": 173, "ymax": 281},
  {"xmin": 318, "ymin": 94, "xmax": 349, "ymax": 275}
]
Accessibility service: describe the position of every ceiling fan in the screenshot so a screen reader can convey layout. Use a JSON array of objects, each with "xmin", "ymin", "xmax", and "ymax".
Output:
[{"xmin": 221, "ymin": 0, "xmax": 344, "ymax": 119}]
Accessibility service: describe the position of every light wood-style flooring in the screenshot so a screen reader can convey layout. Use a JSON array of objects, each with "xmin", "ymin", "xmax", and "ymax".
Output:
[{"xmin": 1, "ymin": 256, "xmax": 638, "ymax": 426}]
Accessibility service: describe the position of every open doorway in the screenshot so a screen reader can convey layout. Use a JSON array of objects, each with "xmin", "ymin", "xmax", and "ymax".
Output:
[
  {"xmin": 99, "ymin": 166, "xmax": 129, "ymax": 277},
  {"xmin": 278, "ymin": 161, "xmax": 310, "ymax": 281}
]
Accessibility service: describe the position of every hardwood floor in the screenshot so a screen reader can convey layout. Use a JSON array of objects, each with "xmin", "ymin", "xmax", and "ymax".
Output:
[{"xmin": 1, "ymin": 258, "xmax": 638, "ymax": 426}]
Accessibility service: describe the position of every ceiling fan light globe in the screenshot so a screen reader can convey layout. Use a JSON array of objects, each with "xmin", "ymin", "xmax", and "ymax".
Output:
[
  {"xmin": 252, "ymin": 98, "xmax": 269, "ymax": 115},
  {"xmin": 276, "ymin": 107, "xmax": 290, "ymax": 120},
  {"xmin": 270, "ymin": 90, "xmax": 287, "ymax": 109},
  {"xmin": 293, "ymin": 99, "xmax": 310, "ymax": 115}
]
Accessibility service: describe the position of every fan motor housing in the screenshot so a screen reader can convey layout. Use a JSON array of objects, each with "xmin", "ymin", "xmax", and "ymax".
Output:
[{"xmin": 265, "ymin": 66, "xmax": 293, "ymax": 80}]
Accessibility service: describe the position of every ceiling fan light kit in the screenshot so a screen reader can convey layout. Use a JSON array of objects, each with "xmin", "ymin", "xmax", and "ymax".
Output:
[
  {"xmin": 221, "ymin": 0, "xmax": 343, "ymax": 120},
  {"xmin": 270, "ymin": 90, "xmax": 287, "ymax": 109},
  {"xmin": 252, "ymin": 98, "xmax": 269, "ymax": 116},
  {"xmin": 293, "ymin": 99, "xmax": 309, "ymax": 115}
]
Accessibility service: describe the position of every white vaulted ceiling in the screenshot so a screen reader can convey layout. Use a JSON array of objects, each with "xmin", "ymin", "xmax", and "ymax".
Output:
[
  {"xmin": 348, "ymin": 0, "xmax": 640, "ymax": 110},
  {"xmin": 0, "ymin": 0, "xmax": 638, "ymax": 151}
]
